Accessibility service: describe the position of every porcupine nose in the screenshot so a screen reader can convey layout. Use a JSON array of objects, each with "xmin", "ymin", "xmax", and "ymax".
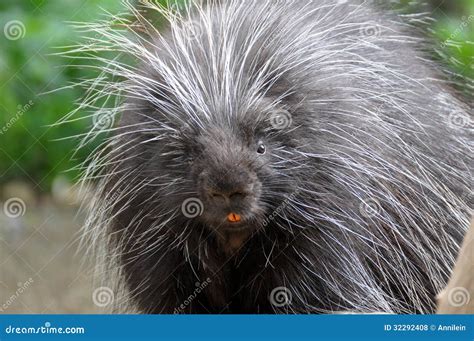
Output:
[
  {"xmin": 208, "ymin": 189, "xmax": 248, "ymax": 204},
  {"xmin": 206, "ymin": 183, "xmax": 250, "ymax": 224},
  {"xmin": 204, "ymin": 169, "xmax": 254, "ymax": 206}
]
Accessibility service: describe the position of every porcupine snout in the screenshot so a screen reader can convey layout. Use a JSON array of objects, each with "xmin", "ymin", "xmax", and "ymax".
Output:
[
  {"xmin": 195, "ymin": 131, "xmax": 263, "ymax": 230},
  {"xmin": 203, "ymin": 169, "xmax": 254, "ymax": 205}
]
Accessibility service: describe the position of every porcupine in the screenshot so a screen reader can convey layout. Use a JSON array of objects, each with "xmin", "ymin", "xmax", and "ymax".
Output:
[{"xmin": 76, "ymin": 0, "xmax": 473, "ymax": 314}]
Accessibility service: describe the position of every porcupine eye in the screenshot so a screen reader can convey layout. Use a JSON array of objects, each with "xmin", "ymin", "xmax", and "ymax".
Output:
[{"xmin": 256, "ymin": 142, "xmax": 266, "ymax": 155}]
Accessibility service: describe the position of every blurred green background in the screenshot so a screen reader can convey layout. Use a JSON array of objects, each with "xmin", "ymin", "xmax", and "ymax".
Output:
[{"xmin": 0, "ymin": 0, "xmax": 472, "ymax": 192}]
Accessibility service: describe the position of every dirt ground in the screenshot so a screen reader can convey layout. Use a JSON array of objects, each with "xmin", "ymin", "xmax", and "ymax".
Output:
[{"xmin": 0, "ymin": 202, "xmax": 102, "ymax": 314}]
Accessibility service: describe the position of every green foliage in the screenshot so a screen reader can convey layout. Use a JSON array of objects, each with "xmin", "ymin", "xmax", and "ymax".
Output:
[
  {"xmin": 0, "ymin": 0, "xmax": 124, "ymax": 190},
  {"xmin": 0, "ymin": 0, "xmax": 472, "ymax": 191},
  {"xmin": 433, "ymin": 1, "xmax": 474, "ymax": 81}
]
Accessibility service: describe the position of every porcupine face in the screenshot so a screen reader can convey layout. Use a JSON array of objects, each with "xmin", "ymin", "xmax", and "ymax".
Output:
[
  {"xmin": 181, "ymin": 104, "xmax": 301, "ymax": 236},
  {"xmin": 192, "ymin": 125, "xmax": 265, "ymax": 232}
]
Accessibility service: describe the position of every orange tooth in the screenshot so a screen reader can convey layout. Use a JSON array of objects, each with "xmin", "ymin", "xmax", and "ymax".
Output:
[{"xmin": 227, "ymin": 213, "xmax": 241, "ymax": 223}]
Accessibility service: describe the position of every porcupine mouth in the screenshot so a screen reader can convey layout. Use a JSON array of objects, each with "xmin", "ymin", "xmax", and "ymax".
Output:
[
  {"xmin": 200, "ymin": 186, "xmax": 264, "ymax": 234},
  {"xmin": 220, "ymin": 213, "xmax": 249, "ymax": 232},
  {"xmin": 205, "ymin": 211, "xmax": 261, "ymax": 233},
  {"xmin": 214, "ymin": 213, "xmax": 258, "ymax": 253}
]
